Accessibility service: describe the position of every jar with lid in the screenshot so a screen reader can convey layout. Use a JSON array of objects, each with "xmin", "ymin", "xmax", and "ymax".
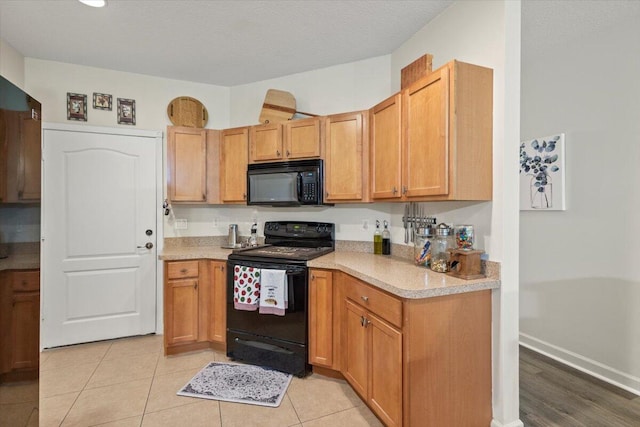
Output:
[
  {"xmin": 430, "ymin": 223, "xmax": 455, "ymax": 273},
  {"xmin": 414, "ymin": 226, "xmax": 434, "ymax": 267}
]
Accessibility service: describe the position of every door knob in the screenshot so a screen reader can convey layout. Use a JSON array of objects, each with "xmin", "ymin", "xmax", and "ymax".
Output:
[{"xmin": 137, "ymin": 242, "xmax": 153, "ymax": 249}]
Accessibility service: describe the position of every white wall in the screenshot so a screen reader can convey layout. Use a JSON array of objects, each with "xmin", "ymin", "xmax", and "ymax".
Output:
[
  {"xmin": 24, "ymin": 59, "xmax": 231, "ymax": 130},
  {"xmin": 392, "ymin": 2, "xmax": 521, "ymax": 426},
  {"xmin": 0, "ymin": 38, "xmax": 25, "ymax": 88},
  {"xmin": 520, "ymin": 2, "xmax": 640, "ymax": 394}
]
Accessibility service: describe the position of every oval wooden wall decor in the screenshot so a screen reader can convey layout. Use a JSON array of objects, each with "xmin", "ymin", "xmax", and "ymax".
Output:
[{"xmin": 167, "ymin": 96, "xmax": 208, "ymax": 128}]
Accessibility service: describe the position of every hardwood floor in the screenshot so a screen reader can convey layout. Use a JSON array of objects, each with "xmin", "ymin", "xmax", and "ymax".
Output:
[{"xmin": 519, "ymin": 346, "xmax": 640, "ymax": 426}]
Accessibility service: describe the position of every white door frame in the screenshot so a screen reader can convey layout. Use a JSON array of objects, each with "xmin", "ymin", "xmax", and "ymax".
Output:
[{"xmin": 40, "ymin": 122, "xmax": 164, "ymax": 346}]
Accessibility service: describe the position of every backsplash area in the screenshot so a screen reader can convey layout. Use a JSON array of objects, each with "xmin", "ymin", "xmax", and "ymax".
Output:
[{"xmin": 0, "ymin": 205, "xmax": 41, "ymax": 243}]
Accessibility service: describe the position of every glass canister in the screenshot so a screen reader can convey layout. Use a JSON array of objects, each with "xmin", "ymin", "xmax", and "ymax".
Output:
[
  {"xmin": 414, "ymin": 226, "xmax": 434, "ymax": 267},
  {"xmin": 455, "ymin": 225, "xmax": 474, "ymax": 250},
  {"xmin": 430, "ymin": 223, "xmax": 455, "ymax": 273}
]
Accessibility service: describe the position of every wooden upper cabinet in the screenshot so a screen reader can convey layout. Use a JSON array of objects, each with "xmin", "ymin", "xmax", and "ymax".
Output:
[
  {"xmin": 220, "ymin": 126, "xmax": 249, "ymax": 203},
  {"xmin": 401, "ymin": 61, "xmax": 493, "ymax": 201},
  {"xmin": 324, "ymin": 111, "xmax": 369, "ymax": 203},
  {"xmin": 18, "ymin": 113, "xmax": 41, "ymax": 201},
  {"xmin": 249, "ymin": 117, "xmax": 321, "ymax": 163},
  {"xmin": 285, "ymin": 117, "xmax": 321, "ymax": 159},
  {"xmin": 250, "ymin": 123, "xmax": 282, "ymax": 163},
  {"xmin": 370, "ymin": 93, "xmax": 402, "ymax": 200},
  {"xmin": 403, "ymin": 66, "xmax": 449, "ymax": 198},
  {"xmin": 0, "ymin": 109, "xmax": 41, "ymax": 203},
  {"xmin": 167, "ymin": 126, "xmax": 207, "ymax": 203}
]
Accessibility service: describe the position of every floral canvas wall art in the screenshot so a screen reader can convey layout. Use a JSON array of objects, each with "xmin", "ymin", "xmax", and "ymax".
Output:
[{"xmin": 519, "ymin": 133, "xmax": 566, "ymax": 211}]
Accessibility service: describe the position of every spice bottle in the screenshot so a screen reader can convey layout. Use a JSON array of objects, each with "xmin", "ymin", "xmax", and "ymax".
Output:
[
  {"xmin": 373, "ymin": 220, "xmax": 382, "ymax": 255},
  {"xmin": 382, "ymin": 220, "xmax": 391, "ymax": 255},
  {"xmin": 430, "ymin": 223, "xmax": 454, "ymax": 273}
]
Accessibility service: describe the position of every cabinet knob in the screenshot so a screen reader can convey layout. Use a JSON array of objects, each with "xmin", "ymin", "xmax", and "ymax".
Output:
[
  {"xmin": 360, "ymin": 316, "xmax": 370, "ymax": 327},
  {"xmin": 276, "ymin": 150, "xmax": 281, "ymax": 156},
  {"xmin": 220, "ymin": 265, "xmax": 224, "ymax": 272},
  {"xmin": 194, "ymin": 282, "xmax": 198, "ymax": 289},
  {"xmin": 361, "ymin": 295, "xmax": 369, "ymax": 302},
  {"xmin": 286, "ymin": 150, "xmax": 290, "ymax": 157},
  {"xmin": 392, "ymin": 186, "xmax": 398, "ymax": 195},
  {"xmin": 311, "ymin": 275, "xmax": 315, "ymax": 281},
  {"xmin": 402, "ymin": 186, "xmax": 408, "ymax": 195},
  {"xmin": 243, "ymin": 193, "xmax": 247, "ymax": 199},
  {"xmin": 180, "ymin": 268, "xmax": 188, "ymax": 273},
  {"xmin": 202, "ymin": 193, "xmax": 206, "ymax": 201}
]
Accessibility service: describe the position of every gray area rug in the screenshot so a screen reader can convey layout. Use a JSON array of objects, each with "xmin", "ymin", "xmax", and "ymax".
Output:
[{"xmin": 177, "ymin": 362, "xmax": 293, "ymax": 407}]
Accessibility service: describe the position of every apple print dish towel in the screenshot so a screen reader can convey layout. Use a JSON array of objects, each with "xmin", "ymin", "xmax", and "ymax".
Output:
[{"xmin": 233, "ymin": 265, "xmax": 260, "ymax": 311}]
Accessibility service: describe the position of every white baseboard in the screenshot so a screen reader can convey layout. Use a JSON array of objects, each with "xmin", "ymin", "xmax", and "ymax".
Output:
[
  {"xmin": 520, "ymin": 333, "xmax": 640, "ymax": 396},
  {"xmin": 491, "ymin": 420, "xmax": 524, "ymax": 427}
]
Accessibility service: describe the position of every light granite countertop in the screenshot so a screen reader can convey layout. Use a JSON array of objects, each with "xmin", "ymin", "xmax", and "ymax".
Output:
[
  {"xmin": 159, "ymin": 240, "xmax": 500, "ymax": 300},
  {"xmin": 308, "ymin": 251, "xmax": 499, "ymax": 299},
  {"xmin": 0, "ymin": 242, "xmax": 40, "ymax": 271}
]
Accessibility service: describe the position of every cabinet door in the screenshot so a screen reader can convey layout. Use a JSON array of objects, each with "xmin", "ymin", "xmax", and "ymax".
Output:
[
  {"xmin": 308, "ymin": 269, "xmax": 333, "ymax": 367},
  {"xmin": 324, "ymin": 111, "xmax": 368, "ymax": 202},
  {"xmin": 209, "ymin": 261, "xmax": 227, "ymax": 344},
  {"xmin": 370, "ymin": 93, "xmax": 402, "ymax": 200},
  {"xmin": 0, "ymin": 110, "xmax": 7, "ymax": 202},
  {"xmin": 403, "ymin": 66, "xmax": 450, "ymax": 197},
  {"xmin": 342, "ymin": 299, "xmax": 369, "ymax": 399},
  {"xmin": 11, "ymin": 291, "xmax": 40, "ymax": 370},
  {"xmin": 167, "ymin": 126, "xmax": 207, "ymax": 202},
  {"xmin": 220, "ymin": 127, "xmax": 249, "ymax": 203},
  {"xmin": 368, "ymin": 312, "xmax": 403, "ymax": 427},
  {"xmin": 285, "ymin": 117, "xmax": 321, "ymax": 159},
  {"xmin": 250, "ymin": 123, "xmax": 282, "ymax": 163},
  {"xmin": 165, "ymin": 278, "xmax": 199, "ymax": 345},
  {"xmin": 18, "ymin": 113, "xmax": 41, "ymax": 201}
]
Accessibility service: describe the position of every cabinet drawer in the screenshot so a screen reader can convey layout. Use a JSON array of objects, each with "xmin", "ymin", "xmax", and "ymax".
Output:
[
  {"xmin": 166, "ymin": 261, "xmax": 199, "ymax": 279},
  {"xmin": 12, "ymin": 270, "xmax": 40, "ymax": 292},
  {"xmin": 342, "ymin": 274, "xmax": 402, "ymax": 328}
]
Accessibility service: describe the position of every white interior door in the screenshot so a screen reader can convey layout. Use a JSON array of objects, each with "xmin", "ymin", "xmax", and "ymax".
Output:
[{"xmin": 42, "ymin": 124, "xmax": 161, "ymax": 348}]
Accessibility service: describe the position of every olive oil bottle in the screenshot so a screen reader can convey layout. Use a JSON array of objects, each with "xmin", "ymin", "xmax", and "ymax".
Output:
[{"xmin": 373, "ymin": 220, "xmax": 382, "ymax": 255}]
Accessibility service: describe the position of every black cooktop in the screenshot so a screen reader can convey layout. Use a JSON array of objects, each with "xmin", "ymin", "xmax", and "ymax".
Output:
[{"xmin": 228, "ymin": 221, "xmax": 335, "ymax": 263}]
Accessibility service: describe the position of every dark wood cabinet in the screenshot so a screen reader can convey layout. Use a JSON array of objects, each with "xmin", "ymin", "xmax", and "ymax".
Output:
[{"xmin": 0, "ymin": 269, "xmax": 40, "ymax": 383}]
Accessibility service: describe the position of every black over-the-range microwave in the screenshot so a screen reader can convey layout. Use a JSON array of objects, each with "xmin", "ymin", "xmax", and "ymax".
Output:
[{"xmin": 246, "ymin": 159, "xmax": 329, "ymax": 207}]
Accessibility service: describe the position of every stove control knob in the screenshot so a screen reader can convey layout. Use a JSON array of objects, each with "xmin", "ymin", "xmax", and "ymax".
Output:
[
  {"xmin": 266, "ymin": 224, "xmax": 272, "ymax": 230},
  {"xmin": 274, "ymin": 224, "xmax": 279, "ymax": 231},
  {"xmin": 316, "ymin": 225, "xmax": 321, "ymax": 233}
]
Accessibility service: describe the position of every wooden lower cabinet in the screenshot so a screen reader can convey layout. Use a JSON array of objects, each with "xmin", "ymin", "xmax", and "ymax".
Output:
[
  {"xmin": 308, "ymin": 269, "xmax": 335, "ymax": 368},
  {"xmin": 342, "ymin": 287, "xmax": 402, "ymax": 427},
  {"xmin": 164, "ymin": 260, "xmax": 227, "ymax": 355},
  {"xmin": 312, "ymin": 272, "xmax": 492, "ymax": 427},
  {"xmin": 0, "ymin": 269, "xmax": 40, "ymax": 383},
  {"xmin": 208, "ymin": 260, "xmax": 226, "ymax": 344}
]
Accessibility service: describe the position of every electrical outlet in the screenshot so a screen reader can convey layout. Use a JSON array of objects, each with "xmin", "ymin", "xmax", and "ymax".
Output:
[
  {"xmin": 362, "ymin": 219, "xmax": 369, "ymax": 230},
  {"xmin": 174, "ymin": 218, "xmax": 188, "ymax": 230},
  {"xmin": 212, "ymin": 217, "xmax": 219, "ymax": 227}
]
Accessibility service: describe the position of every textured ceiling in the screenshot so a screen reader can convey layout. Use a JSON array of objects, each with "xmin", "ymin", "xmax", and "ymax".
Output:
[{"xmin": 0, "ymin": 0, "xmax": 453, "ymax": 86}]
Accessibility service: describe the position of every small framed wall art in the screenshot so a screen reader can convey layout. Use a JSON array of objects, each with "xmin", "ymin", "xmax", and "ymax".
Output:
[
  {"xmin": 117, "ymin": 98, "xmax": 136, "ymax": 125},
  {"xmin": 67, "ymin": 93, "xmax": 87, "ymax": 121},
  {"xmin": 93, "ymin": 92, "xmax": 112, "ymax": 110}
]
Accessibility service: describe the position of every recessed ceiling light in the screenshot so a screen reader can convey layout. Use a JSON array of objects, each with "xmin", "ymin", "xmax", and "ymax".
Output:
[{"xmin": 78, "ymin": 0, "xmax": 106, "ymax": 7}]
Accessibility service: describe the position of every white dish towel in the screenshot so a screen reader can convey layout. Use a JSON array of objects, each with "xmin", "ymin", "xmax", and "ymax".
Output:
[{"xmin": 259, "ymin": 269, "xmax": 288, "ymax": 316}]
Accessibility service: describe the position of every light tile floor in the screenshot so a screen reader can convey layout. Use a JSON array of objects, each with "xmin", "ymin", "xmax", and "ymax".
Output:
[{"xmin": 28, "ymin": 334, "xmax": 382, "ymax": 426}]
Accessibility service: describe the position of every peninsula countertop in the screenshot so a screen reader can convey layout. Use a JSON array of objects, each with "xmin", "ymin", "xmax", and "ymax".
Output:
[{"xmin": 159, "ymin": 245, "xmax": 500, "ymax": 299}]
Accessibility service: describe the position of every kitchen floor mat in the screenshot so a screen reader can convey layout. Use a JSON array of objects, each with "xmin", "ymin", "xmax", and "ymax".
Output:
[{"xmin": 177, "ymin": 361, "xmax": 292, "ymax": 407}]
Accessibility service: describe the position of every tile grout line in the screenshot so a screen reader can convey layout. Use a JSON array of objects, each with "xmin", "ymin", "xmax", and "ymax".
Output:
[
  {"xmin": 57, "ymin": 341, "xmax": 114, "ymax": 427},
  {"xmin": 285, "ymin": 392, "xmax": 303, "ymax": 426},
  {"xmin": 139, "ymin": 343, "xmax": 163, "ymax": 425}
]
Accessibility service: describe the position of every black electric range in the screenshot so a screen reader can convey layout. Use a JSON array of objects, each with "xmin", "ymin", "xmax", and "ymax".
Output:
[{"xmin": 226, "ymin": 221, "xmax": 334, "ymax": 377}]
